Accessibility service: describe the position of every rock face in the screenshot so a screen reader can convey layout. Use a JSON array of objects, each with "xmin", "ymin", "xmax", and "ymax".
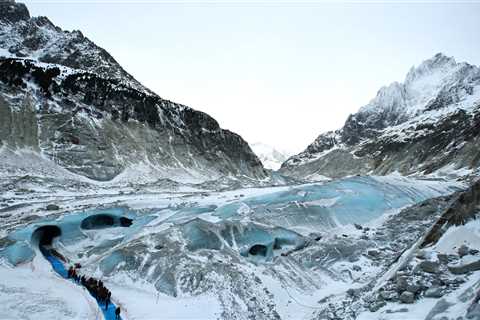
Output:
[
  {"xmin": 421, "ymin": 179, "xmax": 480, "ymax": 247},
  {"xmin": 280, "ymin": 53, "xmax": 480, "ymax": 179},
  {"xmin": 0, "ymin": 1, "xmax": 29, "ymax": 24},
  {"xmin": 0, "ymin": 1, "xmax": 266, "ymax": 182}
]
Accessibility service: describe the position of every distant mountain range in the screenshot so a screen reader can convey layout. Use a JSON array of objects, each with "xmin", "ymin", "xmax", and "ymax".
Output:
[
  {"xmin": 280, "ymin": 53, "xmax": 480, "ymax": 180},
  {"xmin": 251, "ymin": 143, "xmax": 290, "ymax": 171}
]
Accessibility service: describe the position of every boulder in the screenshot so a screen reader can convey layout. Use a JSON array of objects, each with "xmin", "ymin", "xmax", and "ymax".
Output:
[
  {"xmin": 380, "ymin": 290, "xmax": 398, "ymax": 301},
  {"xmin": 458, "ymin": 244, "xmax": 470, "ymax": 258},
  {"xmin": 396, "ymin": 276, "xmax": 408, "ymax": 292},
  {"xmin": 399, "ymin": 291, "xmax": 415, "ymax": 304},
  {"xmin": 368, "ymin": 300, "xmax": 386, "ymax": 312},
  {"xmin": 424, "ymin": 287, "xmax": 444, "ymax": 298},
  {"xmin": 437, "ymin": 253, "xmax": 449, "ymax": 264},
  {"xmin": 354, "ymin": 223, "xmax": 363, "ymax": 230},
  {"xmin": 46, "ymin": 204, "xmax": 60, "ymax": 211},
  {"xmin": 406, "ymin": 283, "xmax": 421, "ymax": 294},
  {"xmin": 448, "ymin": 257, "xmax": 480, "ymax": 275},
  {"xmin": 419, "ymin": 260, "xmax": 440, "ymax": 274},
  {"xmin": 347, "ymin": 288, "xmax": 357, "ymax": 297},
  {"xmin": 368, "ymin": 249, "xmax": 380, "ymax": 258}
]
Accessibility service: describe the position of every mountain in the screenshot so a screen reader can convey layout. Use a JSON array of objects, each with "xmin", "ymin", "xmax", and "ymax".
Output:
[
  {"xmin": 280, "ymin": 53, "xmax": 480, "ymax": 179},
  {"xmin": 251, "ymin": 143, "xmax": 289, "ymax": 170},
  {"xmin": 0, "ymin": 0, "xmax": 266, "ymax": 182}
]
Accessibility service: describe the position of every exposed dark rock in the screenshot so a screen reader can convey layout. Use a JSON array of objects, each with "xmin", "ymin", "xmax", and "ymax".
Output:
[
  {"xmin": 424, "ymin": 287, "xmax": 444, "ymax": 298},
  {"xmin": 422, "ymin": 180, "xmax": 480, "ymax": 248},
  {"xmin": 418, "ymin": 260, "xmax": 440, "ymax": 274},
  {"xmin": 399, "ymin": 291, "xmax": 415, "ymax": 304},
  {"xmin": 406, "ymin": 283, "xmax": 421, "ymax": 294},
  {"xmin": 396, "ymin": 276, "xmax": 408, "ymax": 292},
  {"xmin": 368, "ymin": 300, "xmax": 386, "ymax": 312},
  {"xmin": 448, "ymin": 258, "xmax": 480, "ymax": 275},
  {"xmin": 367, "ymin": 249, "xmax": 380, "ymax": 258},
  {"xmin": 437, "ymin": 253, "xmax": 450, "ymax": 264},
  {"xmin": 458, "ymin": 244, "xmax": 470, "ymax": 257},
  {"xmin": 0, "ymin": 1, "xmax": 30, "ymax": 24},
  {"xmin": 46, "ymin": 204, "xmax": 60, "ymax": 211}
]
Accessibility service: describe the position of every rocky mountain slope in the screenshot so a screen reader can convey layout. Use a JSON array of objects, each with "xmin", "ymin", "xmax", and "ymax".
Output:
[
  {"xmin": 280, "ymin": 53, "xmax": 480, "ymax": 180},
  {"xmin": 0, "ymin": 0, "xmax": 266, "ymax": 182},
  {"xmin": 251, "ymin": 142, "xmax": 289, "ymax": 171}
]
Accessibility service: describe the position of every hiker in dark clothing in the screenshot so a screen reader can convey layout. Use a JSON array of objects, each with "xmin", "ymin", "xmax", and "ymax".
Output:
[
  {"xmin": 105, "ymin": 291, "xmax": 111, "ymax": 310},
  {"xmin": 67, "ymin": 266, "xmax": 74, "ymax": 278},
  {"xmin": 115, "ymin": 306, "xmax": 121, "ymax": 319},
  {"xmin": 71, "ymin": 268, "xmax": 77, "ymax": 281}
]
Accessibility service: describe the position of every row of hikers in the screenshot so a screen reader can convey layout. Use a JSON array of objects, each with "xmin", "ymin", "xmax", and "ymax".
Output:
[{"xmin": 67, "ymin": 266, "xmax": 121, "ymax": 319}]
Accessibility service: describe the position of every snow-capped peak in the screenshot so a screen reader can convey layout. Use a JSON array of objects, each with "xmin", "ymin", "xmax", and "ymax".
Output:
[
  {"xmin": 359, "ymin": 53, "xmax": 479, "ymax": 120},
  {"xmin": 251, "ymin": 143, "xmax": 290, "ymax": 171},
  {"xmin": 404, "ymin": 53, "xmax": 458, "ymax": 84}
]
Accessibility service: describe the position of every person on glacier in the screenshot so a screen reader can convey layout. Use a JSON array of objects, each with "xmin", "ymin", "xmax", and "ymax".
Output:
[
  {"xmin": 105, "ymin": 290, "xmax": 111, "ymax": 310},
  {"xmin": 67, "ymin": 266, "xmax": 74, "ymax": 278},
  {"xmin": 115, "ymin": 306, "xmax": 121, "ymax": 319}
]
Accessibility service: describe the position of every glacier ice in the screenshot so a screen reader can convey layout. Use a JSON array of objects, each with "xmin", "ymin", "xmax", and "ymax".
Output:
[
  {"xmin": 0, "ymin": 207, "xmax": 139, "ymax": 266},
  {"xmin": 181, "ymin": 218, "xmax": 305, "ymax": 261}
]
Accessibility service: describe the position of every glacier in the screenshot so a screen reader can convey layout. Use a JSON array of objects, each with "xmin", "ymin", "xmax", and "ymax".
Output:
[{"xmin": 0, "ymin": 174, "xmax": 465, "ymax": 319}]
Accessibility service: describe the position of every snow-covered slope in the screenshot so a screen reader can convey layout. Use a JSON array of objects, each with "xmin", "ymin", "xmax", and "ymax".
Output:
[
  {"xmin": 281, "ymin": 53, "xmax": 480, "ymax": 179},
  {"xmin": 251, "ymin": 142, "xmax": 289, "ymax": 170},
  {"xmin": 0, "ymin": 1, "xmax": 266, "ymax": 182}
]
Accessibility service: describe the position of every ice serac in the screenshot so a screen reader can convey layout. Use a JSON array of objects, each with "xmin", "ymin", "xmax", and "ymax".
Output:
[
  {"xmin": 280, "ymin": 53, "xmax": 480, "ymax": 179},
  {"xmin": 0, "ymin": 1, "xmax": 266, "ymax": 181}
]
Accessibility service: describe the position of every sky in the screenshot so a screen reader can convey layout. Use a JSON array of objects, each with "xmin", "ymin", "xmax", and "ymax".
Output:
[{"xmin": 25, "ymin": 0, "xmax": 480, "ymax": 154}]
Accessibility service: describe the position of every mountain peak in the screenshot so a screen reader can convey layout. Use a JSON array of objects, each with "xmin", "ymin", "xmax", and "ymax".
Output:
[
  {"xmin": 251, "ymin": 143, "xmax": 289, "ymax": 171},
  {"xmin": 405, "ymin": 52, "xmax": 457, "ymax": 84},
  {"xmin": 0, "ymin": 0, "xmax": 30, "ymax": 24}
]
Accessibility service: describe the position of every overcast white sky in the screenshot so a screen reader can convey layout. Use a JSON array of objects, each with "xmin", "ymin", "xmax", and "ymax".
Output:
[{"xmin": 25, "ymin": 0, "xmax": 480, "ymax": 153}]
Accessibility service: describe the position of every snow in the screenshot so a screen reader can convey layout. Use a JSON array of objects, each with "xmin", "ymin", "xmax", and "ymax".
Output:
[
  {"xmin": 251, "ymin": 142, "xmax": 290, "ymax": 171},
  {"xmin": 105, "ymin": 275, "xmax": 221, "ymax": 320},
  {"xmin": 0, "ymin": 253, "xmax": 100, "ymax": 320},
  {"xmin": 435, "ymin": 215, "xmax": 480, "ymax": 254}
]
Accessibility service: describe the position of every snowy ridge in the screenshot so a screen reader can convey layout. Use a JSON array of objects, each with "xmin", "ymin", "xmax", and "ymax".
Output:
[
  {"xmin": 281, "ymin": 53, "xmax": 480, "ymax": 179},
  {"xmin": 0, "ymin": 1, "xmax": 266, "ymax": 183}
]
